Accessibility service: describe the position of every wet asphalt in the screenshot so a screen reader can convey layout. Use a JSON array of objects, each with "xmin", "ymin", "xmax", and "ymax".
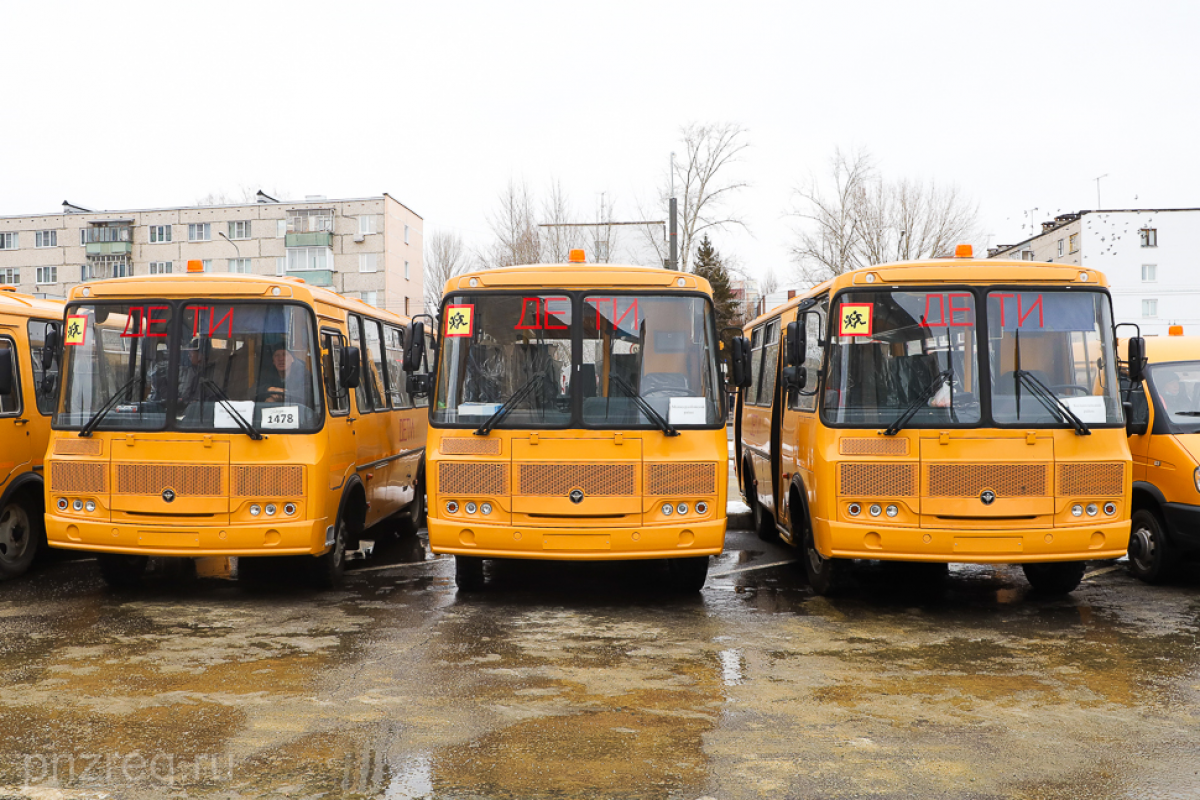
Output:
[{"xmin": 2, "ymin": 514, "xmax": 1200, "ymax": 800}]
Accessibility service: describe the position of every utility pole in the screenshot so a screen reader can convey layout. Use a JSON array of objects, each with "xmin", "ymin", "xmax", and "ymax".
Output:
[
  {"xmin": 668, "ymin": 151, "xmax": 678, "ymax": 271},
  {"xmin": 1094, "ymin": 174, "xmax": 1108, "ymax": 209}
]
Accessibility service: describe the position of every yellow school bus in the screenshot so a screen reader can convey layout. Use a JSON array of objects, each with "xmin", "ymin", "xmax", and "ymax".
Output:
[
  {"xmin": 0, "ymin": 289, "xmax": 63, "ymax": 580},
  {"xmin": 43, "ymin": 265, "xmax": 432, "ymax": 587},
  {"xmin": 411, "ymin": 255, "xmax": 728, "ymax": 591},
  {"xmin": 735, "ymin": 250, "xmax": 1136, "ymax": 594}
]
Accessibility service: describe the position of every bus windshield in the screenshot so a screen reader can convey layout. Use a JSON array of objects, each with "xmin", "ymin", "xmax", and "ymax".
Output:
[
  {"xmin": 56, "ymin": 301, "xmax": 322, "ymax": 433},
  {"xmin": 432, "ymin": 292, "xmax": 723, "ymax": 428}
]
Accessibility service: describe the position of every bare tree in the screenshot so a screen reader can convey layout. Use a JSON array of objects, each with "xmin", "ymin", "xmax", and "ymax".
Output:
[
  {"xmin": 485, "ymin": 179, "xmax": 542, "ymax": 268},
  {"xmin": 423, "ymin": 230, "xmax": 471, "ymax": 313},
  {"xmin": 790, "ymin": 148, "xmax": 980, "ymax": 282},
  {"xmin": 195, "ymin": 184, "xmax": 288, "ymax": 206},
  {"xmin": 637, "ymin": 122, "xmax": 750, "ymax": 272}
]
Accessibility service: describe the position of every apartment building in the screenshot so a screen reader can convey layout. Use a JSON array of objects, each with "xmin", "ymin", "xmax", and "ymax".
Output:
[
  {"xmin": 0, "ymin": 193, "xmax": 423, "ymax": 317},
  {"xmin": 989, "ymin": 208, "xmax": 1200, "ymax": 336}
]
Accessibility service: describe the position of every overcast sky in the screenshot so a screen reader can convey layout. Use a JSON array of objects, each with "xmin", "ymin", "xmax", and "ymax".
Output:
[{"xmin": 2, "ymin": 0, "xmax": 1197, "ymax": 283}]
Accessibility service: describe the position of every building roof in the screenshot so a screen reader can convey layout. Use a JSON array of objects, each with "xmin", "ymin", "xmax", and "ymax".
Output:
[
  {"xmin": 992, "ymin": 207, "xmax": 1200, "ymax": 254},
  {"xmin": 0, "ymin": 193, "xmax": 423, "ymax": 222}
]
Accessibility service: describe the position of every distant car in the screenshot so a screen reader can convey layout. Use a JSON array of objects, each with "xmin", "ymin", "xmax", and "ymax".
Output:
[{"xmin": 1121, "ymin": 332, "xmax": 1200, "ymax": 582}]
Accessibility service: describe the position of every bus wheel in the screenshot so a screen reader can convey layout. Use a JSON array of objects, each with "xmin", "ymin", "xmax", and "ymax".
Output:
[
  {"xmin": 0, "ymin": 495, "xmax": 41, "ymax": 581},
  {"xmin": 1127, "ymin": 509, "xmax": 1174, "ymax": 584},
  {"xmin": 96, "ymin": 554, "xmax": 149, "ymax": 588},
  {"xmin": 667, "ymin": 556, "xmax": 709, "ymax": 592},
  {"xmin": 408, "ymin": 470, "xmax": 427, "ymax": 531},
  {"xmin": 310, "ymin": 517, "xmax": 348, "ymax": 589},
  {"xmin": 454, "ymin": 555, "xmax": 485, "ymax": 592},
  {"xmin": 1022, "ymin": 561, "xmax": 1086, "ymax": 595},
  {"xmin": 747, "ymin": 470, "xmax": 776, "ymax": 542},
  {"xmin": 803, "ymin": 528, "xmax": 843, "ymax": 596}
]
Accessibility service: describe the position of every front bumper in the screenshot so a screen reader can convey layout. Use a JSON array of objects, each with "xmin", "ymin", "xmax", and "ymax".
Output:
[
  {"xmin": 428, "ymin": 516, "xmax": 727, "ymax": 560},
  {"xmin": 817, "ymin": 517, "xmax": 1130, "ymax": 563},
  {"xmin": 45, "ymin": 514, "xmax": 330, "ymax": 557}
]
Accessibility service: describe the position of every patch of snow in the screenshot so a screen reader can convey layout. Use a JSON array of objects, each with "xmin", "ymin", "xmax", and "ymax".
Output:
[{"xmin": 727, "ymin": 500, "xmax": 750, "ymax": 514}]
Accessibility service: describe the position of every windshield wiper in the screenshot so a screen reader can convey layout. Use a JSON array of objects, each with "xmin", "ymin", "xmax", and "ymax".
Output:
[
  {"xmin": 883, "ymin": 370, "xmax": 951, "ymax": 437},
  {"xmin": 78, "ymin": 376, "xmax": 140, "ymax": 437},
  {"xmin": 608, "ymin": 374, "xmax": 679, "ymax": 437},
  {"xmin": 201, "ymin": 378, "xmax": 265, "ymax": 440},
  {"xmin": 1014, "ymin": 370, "xmax": 1090, "ymax": 436},
  {"xmin": 474, "ymin": 374, "xmax": 544, "ymax": 436}
]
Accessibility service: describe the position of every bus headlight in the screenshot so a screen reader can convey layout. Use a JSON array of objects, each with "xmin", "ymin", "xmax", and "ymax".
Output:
[
  {"xmin": 661, "ymin": 503, "xmax": 674, "ymax": 516},
  {"xmin": 265, "ymin": 504, "xmax": 277, "ymax": 516},
  {"xmin": 465, "ymin": 502, "xmax": 478, "ymax": 515},
  {"xmin": 56, "ymin": 498, "xmax": 68, "ymax": 512},
  {"xmin": 1071, "ymin": 504, "xmax": 1083, "ymax": 517},
  {"xmin": 72, "ymin": 499, "xmax": 83, "ymax": 512},
  {"xmin": 1194, "ymin": 467, "xmax": 1200, "ymax": 493},
  {"xmin": 250, "ymin": 504, "xmax": 262, "ymax": 517},
  {"xmin": 480, "ymin": 502, "xmax": 493, "ymax": 515},
  {"xmin": 677, "ymin": 502, "xmax": 689, "ymax": 515},
  {"xmin": 1086, "ymin": 503, "xmax": 1098, "ymax": 517},
  {"xmin": 85, "ymin": 500, "xmax": 96, "ymax": 513},
  {"xmin": 885, "ymin": 504, "xmax": 898, "ymax": 518},
  {"xmin": 869, "ymin": 504, "xmax": 882, "ymax": 517}
]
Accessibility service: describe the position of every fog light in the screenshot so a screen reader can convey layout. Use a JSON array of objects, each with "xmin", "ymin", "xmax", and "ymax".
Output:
[
  {"xmin": 886, "ymin": 504, "xmax": 898, "ymax": 517},
  {"xmin": 250, "ymin": 504, "xmax": 262, "ymax": 516},
  {"xmin": 1086, "ymin": 503, "xmax": 1098, "ymax": 517},
  {"xmin": 481, "ymin": 502, "xmax": 493, "ymax": 515},
  {"xmin": 1071, "ymin": 504, "xmax": 1083, "ymax": 517},
  {"xmin": 695, "ymin": 501, "xmax": 708, "ymax": 514},
  {"xmin": 869, "ymin": 504, "xmax": 882, "ymax": 517},
  {"xmin": 284, "ymin": 503, "xmax": 297, "ymax": 516},
  {"xmin": 446, "ymin": 500, "xmax": 459, "ymax": 514},
  {"xmin": 1104, "ymin": 502, "xmax": 1117, "ymax": 516},
  {"xmin": 848, "ymin": 503, "xmax": 861, "ymax": 516},
  {"xmin": 266, "ymin": 503, "xmax": 278, "ymax": 516},
  {"xmin": 465, "ymin": 501, "xmax": 478, "ymax": 514},
  {"xmin": 72, "ymin": 499, "xmax": 83, "ymax": 511},
  {"xmin": 677, "ymin": 502, "xmax": 689, "ymax": 515},
  {"xmin": 85, "ymin": 500, "xmax": 96, "ymax": 513},
  {"xmin": 57, "ymin": 498, "xmax": 68, "ymax": 511},
  {"xmin": 662, "ymin": 503, "xmax": 674, "ymax": 516}
]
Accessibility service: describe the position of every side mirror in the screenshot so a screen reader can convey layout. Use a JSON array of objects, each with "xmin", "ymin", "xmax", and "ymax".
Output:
[
  {"xmin": 0, "ymin": 348, "xmax": 12, "ymax": 396},
  {"xmin": 42, "ymin": 325, "xmax": 59, "ymax": 371},
  {"xmin": 784, "ymin": 321, "xmax": 804, "ymax": 367},
  {"xmin": 1127, "ymin": 336, "xmax": 1147, "ymax": 383},
  {"xmin": 782, "ymin": 365, "xmax": 807, "ymax": 392},
  {"xmin": 341, "ymin": 345, "xmax": 361, "ymax": 389},
  {"xmin": 403, "ymin": 321, "xmax": 426, "ymax": 372},
  {"xmin": 730, "ymin": 336, "xmax": 750, "ymax": 388},
  {"xmin": 1124, "ymin": 401, "xmax": 1148, "ymax": 437}
]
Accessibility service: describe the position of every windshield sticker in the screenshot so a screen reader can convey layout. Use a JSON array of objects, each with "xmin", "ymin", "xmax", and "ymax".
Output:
[
  {"xmin": 922, "ymin": 293, "xmax": 974, "ymax": 327},
  {"xmin": 515, "ymin": 297, "xmax": 570, "ymax": 331},
  {"xmin": 261, "ymin": 405, "xmax": 300, "ymax": 430},
  {"xmin": 444, "ymin": 305, "xmax": 474, "ymax": 337},
  {"xmin": 213, "ymin": 400, "xmax": 256, "ymax": 430},
  {"xmin": 668, "ymin": 397, "xmax": 708, "ymax": 425},
  {"xmin": 1062, "ymin": 396, "xmax": 1107, "ymax": 423},
  {"xmin": 585, "ymin": 297, "xmax": 639, "ymax": 332},
  {"xmin": 120, "ymin": 306, "xmax": 169, "ymax": 338},
  {"xmin": 839, "ymin": 304, "xmax": 873, "ymax": 336},
  {"xmin": 187, "ymin": 306, "xmax": 235, "ymax": 338},
  {"xmin": 64, "ymin": 315, "xmax": 88, "ymax": 346}
]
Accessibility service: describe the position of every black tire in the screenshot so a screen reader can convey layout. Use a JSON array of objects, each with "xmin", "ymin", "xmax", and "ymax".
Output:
[
  {"xmin": 310, "ymin": 516, "xmax": 348, "ymax": 589},
  {"xmin": 803, "ymin": 527, "xmax": 844, "ymax": 595},
  {"xmin": 455, "ymin": 555, "xmax": 485, "ymax": 591},
  {"xmin": 667, "ymin": 556, "xmax": 709, "ymax": 592},
  {"xmin": 1022, "ymin": 561, "xmax": 1087, "ymax": 595},
  {"xmin": 747, "ymin": 465, "xmax": 776, "ymax": 542},
  {"xmin": 1127, "ymin": 508, "xmax": 1174, "ymax": 584},
  {"xmin": 0, "ymin": 494, "xmax": 42, "ymax": 581},
  {"xmin": 97, "ymin": 553, "xmax": 149, "ymax": 589},
  {"xmin": 408, "ymin": 469, "xmax": 427, "ymax": 531}
]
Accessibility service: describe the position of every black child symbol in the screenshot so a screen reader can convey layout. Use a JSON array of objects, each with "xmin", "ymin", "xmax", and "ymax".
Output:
[
  {"xmin": 68, "ymin": 321, "xmax": 82, "ymax": 338},
  {"xmin": 845, "ymin": 311, "xmax": 866, "ymax": 329},
  {"xmin": 449, "ymin": 312, "xmax": 467, "ymax": 331}
]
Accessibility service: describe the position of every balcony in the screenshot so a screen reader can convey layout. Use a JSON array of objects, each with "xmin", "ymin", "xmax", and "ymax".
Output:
[
  {"xmin": 285, "ymin": 232, "xmax": 333, "ymax": 248},
  {"xmin": 85, "ymin": 241, "xmax": 132, "ymax": 256},
  {"xmin": 286, "ymin": 269, "xmax": 333, "ymax": 286}
]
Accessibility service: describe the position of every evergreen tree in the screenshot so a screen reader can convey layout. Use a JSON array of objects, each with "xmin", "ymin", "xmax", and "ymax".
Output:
[{"xmin": 692, "ymin": 235, "xmax": 743, "ymax": 332}]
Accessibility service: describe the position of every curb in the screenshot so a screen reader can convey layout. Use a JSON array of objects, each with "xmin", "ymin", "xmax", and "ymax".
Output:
[{"xmin": 727, "ymin": 511, "xmax": 753, "ymax": 531}]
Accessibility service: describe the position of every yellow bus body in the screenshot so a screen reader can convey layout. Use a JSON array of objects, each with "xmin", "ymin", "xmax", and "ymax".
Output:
[
  {"xmin": 0, "ymin": 289, "xmax": 64, "ymax": 579},
  {"xmin": 43, "ymin": 274, "xmax": 427, "ymax": 567},
  {"xmin": 738, "ymin": 260, "xmax": 1132, "ymax": 572},
  {"xmin": 426, "ymin": 265, "xmax": 727, "ymax": 564}
]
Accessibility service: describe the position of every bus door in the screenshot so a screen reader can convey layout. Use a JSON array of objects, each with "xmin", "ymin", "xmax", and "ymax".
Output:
[
  {"xmin": 321, "ymin": 327, "xmax": 357, "ymax": 503},
  {"xmin": 755, "ymin": 319, "xmax": 781, "ymax": 514},
  {"xmin": 351, "ymin": 315, "xmax": 391, "ymax": 526},
  {"xmin": 0, "ymin": 336, "xmax": 31, "ymax": 485},
  {"xmin": 778, "ymin": 304, "xmax": 826, "ymax": 540}
]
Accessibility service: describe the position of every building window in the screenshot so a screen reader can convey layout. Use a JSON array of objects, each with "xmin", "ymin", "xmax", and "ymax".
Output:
[
  {"xmin": 276, "ymin": 256, "xmax": 286, "ymax": 276},
  {"xmin": 188, "ymin": 223, "xmax": 211, "ymax": 242},
  {"xmin": 34, "ymin": 230, "xmax": 57, "ymax": 248},
  {"xmin": 0, "ymin": 232, "xmax": 17, "ymax": 249},
  {"xmin": 359, "ymin": 253, "xmax": 377, "ymax": 273},
  {"xmin": 364, "ymin": 291, "xmax": 378, "ymax": 307},
  {"xmin": 228, "ymin": 220, "xmax": 252, "ymax": 240},
  {"xmin": 81, "ymin": 225, "xmax": 132, "ymax": 244},
  {"xmin": 277, "ymin": 219, "xmax": 287, "ymax": 238},
  {"xmin": 1021, "ymin": 250, "xmax": 1034, "ymax": 261},
  {"xmin": 35, "ymin": 266, "xmax": 57, "ymax": 284},
  {"xmin": 0, "ymin": 268, "xmax": 19, "ymax": 285},
  {"xmin": 404, "ymin": 260, "xmax": 410, "ymax": 279},
  {"xmin": 404, "ymin": 224, "xmax": 410, "ymax": 244},
  {"xmin": 149, "ymin": 261, "xmax": 173, "ymax": 275},
  {"xmin": 1057, "ymin": 239, "xmax": 1064, "ymax": 257},
  {"xmin": 287, "ymin": 209, "xmax": 333, "ymax": 233},
  {"xmin": 1142, "ymin": 299, "xmax": 1158, "ymax": 318},
  {"xmin": 228, "ymin": 258, "xmax": 252, "ymax": 273},
  {"xmin": 287, "ymin": 247, "xmax": 331, "ymax": 271},
  {"xmin": 84, "ymin": 256, "xmax": 130, "ymax": 281},
  {"xmin": 1140, "ymin": 228, "xmax": 1158, "ymax": 247},
  {"xmin": 1068, "ymin": 233, "xmax": 1079, "ymax": 253},
  {"xmin": 1142, "ymin": 264, "xmax": 1157, "ymax": 282},
  {"xmin": 359, "ymin": 215, "xmax": 378, "ymax": 235},
  {"xmin": 202, "ymin": 259, "xmax": 212, "ymax": 273},
  {"xmin": 149, "ymin": 225, "xmax": 172, "ymax": 243},
  {"xmin": 405, "ymin": 296, "xmax": 410, "ymax": 316}
]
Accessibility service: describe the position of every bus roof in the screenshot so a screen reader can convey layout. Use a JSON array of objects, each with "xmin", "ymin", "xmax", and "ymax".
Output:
[
  {"xmin": 1119, "ymin": 334, "xmax": 1200, "ymax": 365},
  {"xmin": 63, "ymin": 273, "xmax": 410, "ymax": 324},
  {"xmin": 0, "ymin": 288, "xmax": 65, "ymax": 318},
  {"xmin": 744, "ymin": 258, "xmax": 1109, "ymax": 329},
  {"xmin": 444, "ymin": 263, "xmax": 714, "ymax": 295}
]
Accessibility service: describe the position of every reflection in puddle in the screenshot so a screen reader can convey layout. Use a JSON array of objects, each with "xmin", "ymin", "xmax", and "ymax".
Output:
[
  {"xmin": 385, "ymin": 753, "xmax": 433, "ymax": 799},
  {"xmin": 718, "ymin": 648, "xmax": 744, "ymax": 686}
]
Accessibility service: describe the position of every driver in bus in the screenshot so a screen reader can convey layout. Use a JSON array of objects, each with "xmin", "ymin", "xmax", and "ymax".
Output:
[
  {"xmin": 258, "ymin": 345, "xmax": 311, "ymax": 405},
  {"xmin": 1158, "ymin": 370, "xmax": 1190, "ymax": 414}
]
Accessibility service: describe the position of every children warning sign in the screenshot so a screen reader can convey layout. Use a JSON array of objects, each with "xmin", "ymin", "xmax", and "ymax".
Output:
[
  {"xmin": 444, "ymin": 305, "xmax": 474, "ymax": 337},
  {"xmin": 64, "ymin": 315, "xmax": 88, "ymax": 346},
  {"xmin": 839, "ymin": 303, "xmax": 873, "ymax": 336}
]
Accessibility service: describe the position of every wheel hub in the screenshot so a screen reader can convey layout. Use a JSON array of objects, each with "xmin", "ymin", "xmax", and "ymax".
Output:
[
  {"xmin": 1130, "ymin": 526, "xmax": 1156, "ymax": 571},
  {"xmin": 0, "ymin": 507, "xmax": 30, "ymax": 563}
]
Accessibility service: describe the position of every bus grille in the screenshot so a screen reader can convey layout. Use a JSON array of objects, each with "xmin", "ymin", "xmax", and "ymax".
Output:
[
  {"xmin": 517, "ymin": 463, "xmax": 636, "ymax": 496},
  {"xmin": 839, "ymin": 437, "xmax": 909, "ymax": 456},
  {"xmin": 114, "ymin": 464, "xmax": 224, "ymax": 496},
  {"xmin": 439, "ymin": 462, "xmax": 509, "ymax": 496},
  {"xmin": 839, "ymin": 463, "xmax": 918, "ymax": 497},
  {"xmin": 926, "ymin": 464, "xmax": 1047, "ymax": 497},
  {"xmin": 232, "ymin": 465, "xmax": 304, "ymax": 497},
  {"xmin": 1058, "ymin": 463, "xmax": 1124, "ymax": 497},
  {"xmin": 50, "ymin": 461, "xmax": 107, "ymax": 494},
  {"xmin": 645, "ymin": 463, "xmax": 717, "ymax": 495},
  {"xmin": 54, "ymin": 439, "xmax": 102, "ymax": 456},
  {"xmin": 440, "ymin": 437, "xmax": 502, "ymax": 455}
]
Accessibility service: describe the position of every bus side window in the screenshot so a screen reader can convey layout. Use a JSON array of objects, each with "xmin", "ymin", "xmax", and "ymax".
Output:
[
  {"xmin": 760, "ymin": 319, "xmax": 780, "ymax": 406},
  {"xmin": 413, "ymin": 332, "xmax": 434, "ymax": 409},
  {"xmin": 0, "ymin": 338, "xmax": 19, "ymax": 415},
  {"xmin": 747, "ymin": 325, "xmax": 764, "ymax": 406},
  {"xmin": 349, "ymin": 315, "xmax": 373, "ymax": 414},
  {"xmin": 27, "ymin": 319, "xmax": 60, "ymax": 416},
  {"xmin": 322, "ymin": 330, "xmax": 350, "ymax": 415},
  {"xmin": 363, "ymin": 318, "xmax": 389, "ymax": 411},
  {"xmin": 384, "ymin": 326, "xmax": 411, "ymax": 408}
]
